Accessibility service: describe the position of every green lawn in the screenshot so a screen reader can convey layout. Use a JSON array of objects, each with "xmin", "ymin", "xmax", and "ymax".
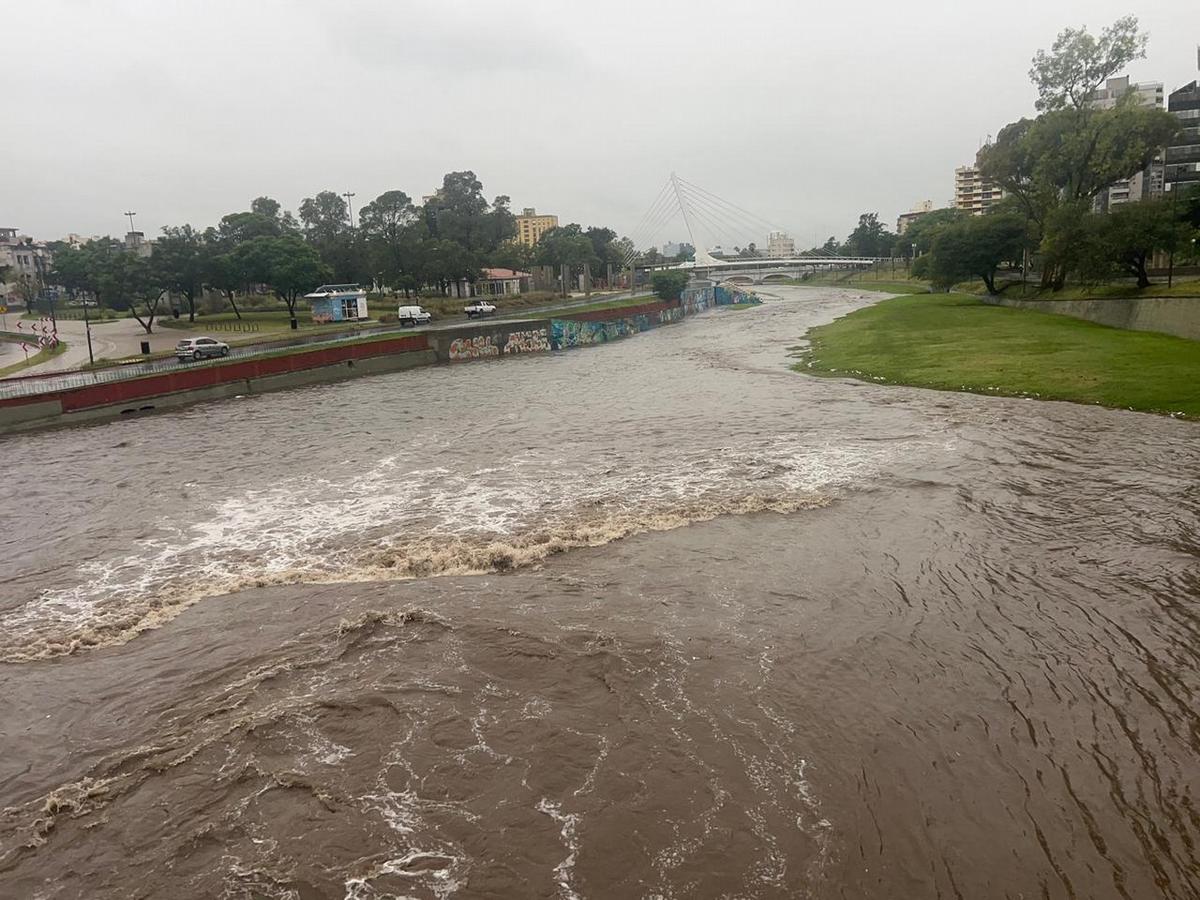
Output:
[
  {"xmin": 795, "ymin": 293, "xmax": 1200, "ymax": 418},
  {"xmin": 549, "ymin": 295, "xmax": 661, "ymax": 317}
]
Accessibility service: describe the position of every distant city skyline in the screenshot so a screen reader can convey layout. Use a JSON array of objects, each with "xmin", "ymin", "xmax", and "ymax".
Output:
[{"xmin": 6, "ymin": 2, "xmax": 1199, "ymax": 250}]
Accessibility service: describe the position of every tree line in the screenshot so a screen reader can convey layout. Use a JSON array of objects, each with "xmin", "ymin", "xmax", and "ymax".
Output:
[
  {"xmin": 818, "ymin": 17, "xmax": 1200, "ymax": 294},
  {"xmin": 47, "ymin": 172, "xmax": 642, "ymax": 333}
]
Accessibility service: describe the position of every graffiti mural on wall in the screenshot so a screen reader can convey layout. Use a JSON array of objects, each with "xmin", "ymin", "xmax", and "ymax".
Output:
[
  {"xmin": 448, "ymin": 335, "xmax": 500, "ymax": 360},
  {"xmin": 680, "ymin": 286, "xmax": 715, "ymax": 316},
  {"xmin": 503, "ymin": 328, "xmax": 550, "ymax": 354},
  {"xmin": 715, "ymin": 285, "xmax": 762, "ymax": 306},
  {"xmin": 550, "ymin": 315, "xmax": 655, "ymax": 350}
]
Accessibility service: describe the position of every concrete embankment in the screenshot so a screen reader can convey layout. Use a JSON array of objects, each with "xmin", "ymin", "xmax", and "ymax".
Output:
[
  {"xmin": 980, "ymin": 294, "xmax": 1200, "ymax": 342},
  {"xmin": 0, "ymin": 285, "xmax": 758, "ymax": 434}
]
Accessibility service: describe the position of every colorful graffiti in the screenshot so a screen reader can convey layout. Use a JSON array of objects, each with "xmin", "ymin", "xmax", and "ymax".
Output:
[
  {"xmin": 448, "ymin": 335, "xmax": 500, "ymax": 360},
  {"xmin": 550, "ymin": 315, "xmax": 656, "ymax": 350},
  {"xmin": 715, "ymin": 285, "xmax": 762, "ymax": 306},
  {"xmin": 503, "ymin": 328, "xmax": 550, "ymax": 354},
  {"xmin": 680, "ymin": 285, "xmax": 715, "ymax": 315}
]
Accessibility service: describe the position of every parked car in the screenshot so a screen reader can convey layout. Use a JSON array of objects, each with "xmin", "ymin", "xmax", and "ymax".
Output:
[
  {"xmin": 465, "ymin": 300, "xmax": 497, "ymax": 318},
  {"xmin": 397, "ymin": 305, "xmax": 432, "ymax": 326},
  {"xmin": 175, "ymin": 336, "xmax": 230, "ymax": 362}
]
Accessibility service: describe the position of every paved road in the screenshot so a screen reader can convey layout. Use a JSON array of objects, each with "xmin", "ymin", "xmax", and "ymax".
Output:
[{"xmin": 0, "ymin": 292, "xmax": 651, "ymax": 400}]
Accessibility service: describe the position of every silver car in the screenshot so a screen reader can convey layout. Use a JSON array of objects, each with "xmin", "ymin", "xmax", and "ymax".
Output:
[{"xmin": 175, "ymin": 336, "xmax": 230, "ymax": 362}]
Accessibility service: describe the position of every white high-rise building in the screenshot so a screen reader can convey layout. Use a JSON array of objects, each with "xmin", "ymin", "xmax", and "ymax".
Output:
[{"xmin": 766, "ymin": 231, "xmax": 795, "ymax": 258}]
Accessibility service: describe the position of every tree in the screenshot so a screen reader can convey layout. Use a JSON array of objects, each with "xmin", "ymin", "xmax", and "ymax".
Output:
[
  {"xmin": 299, "ymin": 191, "xmax": 349, "ymax": 245},
  {"xmin": 897, "ymin": 208, "xmax": 966, "ymax": 257},
  {"xmin": 202, "ymin": 249, "xmax": 245, "ymax": 319},
  {"xmin": 153, "ymin": 225, "xmax": 204, "ymax": 321},
  {"xmin": 251, "ymin": 196, "xmax": 281, "ymax": 219},
  {"xmin": 87, "ymin": 248, "xmax": 164, "ymax": 333},
  {"xmin": 489, "ymin": 240, "xmax": 534, "ymax": 273},
  {"xmin": 611, "ymin": 237, "xmax": 636, "ymax": 268},
  {"xmin": 844, "ymin": 213, "xmax": 894, "ymax": 258},
  {"xmin": 1030, "ymin": 15, "xmax": 1148, "ymax": 112},
  {"xmin": 235, "ymin": 235, "xmax": 332, "ymax": 321},
  {"xmin": 980, "ymin": 17, "xmax": 1178, "ymax": 289},
  {"xmin": 359, "ymin": 190, "xmax": 423, "ymax": 292},
  {"xmin": 651, "ymin": 270, "xmax": 689, "ymax": 302},
  {"xmin": 215, "ymin": 210, "xmax": 283, "ymax": 244},
  {"xmin": 925, "ymin": 214, "xmax": 1028, "ymax": 294},
  {"xmin": 1094, "ymin": 199, "xmax": 1194, "ymax": 287}
]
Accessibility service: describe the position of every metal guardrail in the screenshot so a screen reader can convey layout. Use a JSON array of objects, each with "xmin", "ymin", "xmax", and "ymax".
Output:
[{"xmin": 0, "ymin": 356, "xmax": 194, "ymax": 399}]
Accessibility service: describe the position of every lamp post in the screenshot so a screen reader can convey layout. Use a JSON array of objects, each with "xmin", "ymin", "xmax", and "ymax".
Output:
[
  {"xmin": 81, "ymin": 292, "xmax": 95, "ymax": 366},
  {"xmin": 124, "ymin": 211, "xmax": 137, "ymax": 234}
]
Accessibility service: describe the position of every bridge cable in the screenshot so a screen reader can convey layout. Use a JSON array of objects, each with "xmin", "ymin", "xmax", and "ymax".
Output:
[
  {"xmin": 622, "ymin": 179, "xmax": 679, "ymax": 257},
  {"xmin": 623, "ymin": 179, "xmax": 677, "ymax": 254},
  {"xmin": 677, "ymin": 175, "xmax": 854, "ymax": 258},
  {"xmin": 673, "ymin": 183, "xmax": 782, "ymax": 253},
  {"xmin": 624, "ymin": 182, "xmax": 686, "ymax": 263},
  {"xmin": 674, "ymin": 184, "xmax": 769, "ymax": 253},
  {"xmin": 672, "ymin": 187, "xmax": 744, "ymax": 252}
]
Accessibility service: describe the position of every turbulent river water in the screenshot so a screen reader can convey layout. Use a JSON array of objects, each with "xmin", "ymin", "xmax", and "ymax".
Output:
[{"xmin": 1, "ymin": 285, "xmax": 1197, "ymax": 899}]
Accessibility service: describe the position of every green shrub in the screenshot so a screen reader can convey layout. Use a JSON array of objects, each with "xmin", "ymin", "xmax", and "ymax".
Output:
[{"xmin": 651, "ymin": 270, "xmax": 690, "ymax": 301}]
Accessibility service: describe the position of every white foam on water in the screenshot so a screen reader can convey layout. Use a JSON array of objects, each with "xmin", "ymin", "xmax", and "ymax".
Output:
[
  {"xmin": 536, "ymin": 798, "xmax": 582, "ymax": 900},
  {"xmin": 3, "ymin": 434, "xmax": 949, "ymax": 659}
]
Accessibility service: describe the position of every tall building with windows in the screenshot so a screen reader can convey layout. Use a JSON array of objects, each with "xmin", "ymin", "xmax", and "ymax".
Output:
[
  {"xmin": 515, "ymin": 208, "xmax": 558, "ymax": 247},
  {"xmin": 766, "ymin": 231, "xmax": 795, "ymax": 258},
  {"xmin": 897, "ymin": 200, "xmax": 936, "ymax": 235},
  {"xmin": 1088, "ymin": 76, "xmax": 1165, "ymax": 210},
  {"xmin": 1165, "ymin": 78, "xmax": 1200, "ymax": 196},
  {"xmin": 954, "ymin": 165, "xmax": 1004, "ymax": 215}
]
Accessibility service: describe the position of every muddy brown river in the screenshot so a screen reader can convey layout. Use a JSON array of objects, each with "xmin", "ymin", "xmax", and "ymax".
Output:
[{"xmin": 0, "ymin": 285, "xmax": 1197, "ymax": 899}]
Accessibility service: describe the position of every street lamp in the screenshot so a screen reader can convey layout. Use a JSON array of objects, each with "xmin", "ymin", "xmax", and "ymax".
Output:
[
  {"xmin": 82, "ymin": 291, "xmax": 94, "ymax": 366},
  {"xmin": 124, "ymin": 211, "xmax": 137, "ymax": 234}
]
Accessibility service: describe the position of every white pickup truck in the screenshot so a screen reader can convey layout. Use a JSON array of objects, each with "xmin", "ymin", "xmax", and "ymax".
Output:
[{"xmin": 464, "ymin": 300, "xmax": 497, "ymax": 319}]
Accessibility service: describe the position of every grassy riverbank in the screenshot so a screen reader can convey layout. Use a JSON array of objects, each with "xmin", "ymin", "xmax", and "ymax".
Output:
[{"xmin": 795, "ymin": 293, "xmax": 1200, "ymax": 418}]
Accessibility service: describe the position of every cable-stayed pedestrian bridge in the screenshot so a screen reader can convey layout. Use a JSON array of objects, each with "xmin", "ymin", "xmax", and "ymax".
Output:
[{"xmin": 623, "ymin": 174, "xmax": 882, "ymax": 280}]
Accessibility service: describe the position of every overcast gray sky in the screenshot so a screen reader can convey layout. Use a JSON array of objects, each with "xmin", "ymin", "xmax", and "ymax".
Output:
[{"xmin": 7, "ymin": 1, "xmax": 1199, "ymax": 250}]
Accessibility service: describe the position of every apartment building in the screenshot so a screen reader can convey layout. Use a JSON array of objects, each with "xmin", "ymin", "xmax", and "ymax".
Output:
[
  {"xmin": 1165, "ymin": 78, "xmax": 1200, "ymax": 196},
  {"xmin": 954, "ymin": 166, "xmax": 1004, "ymax": 215},
  {"xmin": 0, "ymin": 228, "xmax": 53, "ymax": 288},
  {"xmin": 1089, "ymin": 76, "xmax": 1166, "ymax": 210},
  {"xmin": 766, "ymin": 231, "xmax": 795, "ymax": 258},
  {"xmin": 514, "ymin": 208, "xmax": 558, "ymax": 247},
  {"xmin": 897, "ymin": 200, "xmax": 935, "ymax": 235}
]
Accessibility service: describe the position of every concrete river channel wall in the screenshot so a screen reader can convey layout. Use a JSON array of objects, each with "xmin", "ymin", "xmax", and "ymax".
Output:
[
  {"xmin": 0, "ymin": 285, "xmax": 757, "ymax": 434},
  {"xmin": 980, "ymin": 294, "xmax": 1200, "ymax": 342}
]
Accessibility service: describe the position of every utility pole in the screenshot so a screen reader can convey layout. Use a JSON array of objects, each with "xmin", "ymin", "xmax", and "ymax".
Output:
[
  {"xmin": 1168, "ymin": 183, "xmax": 1179, "ymax": 288},
  {"xmin": 124, "ymin": 211, "xmax": 137, "ymax": 233},
  {"xmin": 343, "ymin": 192, "xmax": 356, "ymax": 228},
  {"xmin": 82, "ymin": 293, "xmax": 95, "ymax": 366}
]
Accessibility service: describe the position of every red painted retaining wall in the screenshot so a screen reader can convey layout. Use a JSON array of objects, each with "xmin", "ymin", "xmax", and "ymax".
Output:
[{"xmin": 1, "ymin": 334, "xmax": 428, "ymax": 414}]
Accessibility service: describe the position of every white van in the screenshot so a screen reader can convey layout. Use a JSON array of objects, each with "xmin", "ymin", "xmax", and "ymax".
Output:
[{"xmin": 397, "ymin": 305, "xmax": 432, "ymax": 327}]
